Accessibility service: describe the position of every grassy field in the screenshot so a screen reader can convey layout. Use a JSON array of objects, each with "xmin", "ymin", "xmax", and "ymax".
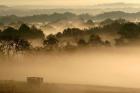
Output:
[{"xmin": 0, "ymin": 81, "xmax": 140, "ymax": 93}]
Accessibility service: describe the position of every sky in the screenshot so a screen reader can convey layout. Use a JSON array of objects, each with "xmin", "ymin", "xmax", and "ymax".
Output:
[{"xmin": 0, "ymin": 0, "xmax": 140, "ymax": 6}]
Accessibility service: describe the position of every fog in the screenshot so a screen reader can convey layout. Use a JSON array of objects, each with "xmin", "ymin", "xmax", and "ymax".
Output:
[
  {"xmin": 2, "ymin": 0, "xmax": 140, "ymax": 6},
  {"xmin": 0, "ymin": 47, "xmax": 140, "ymax": 88}
]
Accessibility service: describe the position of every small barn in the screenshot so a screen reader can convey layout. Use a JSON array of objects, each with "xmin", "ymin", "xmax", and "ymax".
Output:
[{"xmin": 27, "ymin": 77, "xmax": 43, "ymax": 85}]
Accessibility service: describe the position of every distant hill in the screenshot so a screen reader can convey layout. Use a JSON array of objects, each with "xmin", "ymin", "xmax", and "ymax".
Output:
[
  {"xmin": 0, "ymin": 3, "xmax": 140, "ymax": 16},
  {"xmin": 93, "ymin": 3, "xmax": 140, "ymax": 9},
  {"xmin": 92, "ymin": 11, "xmax": 140, "ymax": 21},
  {"xmin": 1, "ymin": 11, "xmax": 140, "ymax": 23},
  {"xmin": 0, "ymin": 12, "xmax": 80, "ymax": 23}
]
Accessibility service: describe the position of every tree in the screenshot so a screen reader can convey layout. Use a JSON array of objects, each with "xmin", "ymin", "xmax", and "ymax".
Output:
[
  {"xmin": 89, "ymin": 34, "xmax": 104, "ymax": 46},
  {"xmin": 0, "ymin": 38, "xmax": 31, "ymax": 56},
  {"xmin": 19, "ymin": 24, "xmax": 45, "ymax": 39},
  {"xmin": 19, "ymin": 24, "xmax": 30, "ymax": 32},
  {"xmin": 14, "ymin": 39, "xmax": 31, "ymax": 52},
  {"xmin": 56, "ymin": 32, "xmax": 62, "ymax": 38},
  {"xmin": 0, "ymin": 27, "xmax": 19, "ymax": 40},
  {"xmin": 118, "ymin": 22, "xmax": 140, "ymax": 39},
  {"xmin": 63, "ymin": 28, "xmax": 83, "ymax": 37},
  {"xmin": 43, "ymin": 34, "xmax": 59, "ymax": 50},
  {"xmin": 30, "ymin": 25, "xmax": 45, "ymax": 39}
]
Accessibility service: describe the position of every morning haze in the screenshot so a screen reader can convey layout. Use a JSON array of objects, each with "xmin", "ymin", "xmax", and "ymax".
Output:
[
  {"xmin": 1, "ymin": 0, "xmax": 140, "ymax": 93},
  {"xmin": 1, "ymin": 0, "xmax": 140, "ymax": 6}
]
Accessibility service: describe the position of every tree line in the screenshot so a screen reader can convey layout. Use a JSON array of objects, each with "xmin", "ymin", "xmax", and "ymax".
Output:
[{"xmin": 1, "ymin": 19, "xmax": 140, "ymax": 56}]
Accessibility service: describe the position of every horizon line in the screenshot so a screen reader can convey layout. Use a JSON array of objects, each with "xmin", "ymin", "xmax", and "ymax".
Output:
[{"xmin": 1, "ymin": 2, "xmax": 140, "ymax": 7}]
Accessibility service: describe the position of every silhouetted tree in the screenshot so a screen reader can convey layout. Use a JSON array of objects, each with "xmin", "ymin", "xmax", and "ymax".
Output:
[
  {"xmin": 19, "ymin": 24, "xmax": 45, "ymax": 39},
  {"xmin": 0, "ymin": 38, "xmax": 30, "ymax": 56},
  {"xmin": 19, "ymin": 24, "xmax": 30, "ymax": 32},
  {"xmin": 56, "ymin": 32, "xmax": 62, "ymax": 38},
  {"xmin": 118, "ymin": 22, "xmax": 140, "ymax": 39},
  {"xmin": 0, "ymin": 27, "xmax": 19, "ymax": 40},
  {"xmin": 89, "ymin": 34, "xmax": 104, "ymax": 46},
  {"xmin": 43, "ymin": 34, "xmax": 59, "ymax": 50},
  {"xmin": 63, "ymin": 28, "xmax": 83, "ymax": 37}
]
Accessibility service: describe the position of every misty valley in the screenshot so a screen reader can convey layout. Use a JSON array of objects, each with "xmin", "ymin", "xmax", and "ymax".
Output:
[{"xmin": 1, "ymin": 1, "xmax": 140, "ymax": 93}]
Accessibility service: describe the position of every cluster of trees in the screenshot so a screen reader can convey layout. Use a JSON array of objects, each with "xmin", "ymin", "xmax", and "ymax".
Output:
[
  {"xmin": 0, "ymin": 24, "xmax": 45, "ymax": 40},
  {"xmin": 43, "ymin": 19, "xmax": 140, "ymax": 50},
  {"xmin": 1, "ymin": 19, "xmax": 140, "ymax": 56},
  {"xmin": 0, "ymin": 24, "xmax": 44, "ymax": 56},
  {"xmin": 0, "ymin": 38, "xmax": 30, "ymax": 56},
  {"xmin": 116, "ymin": 22, "xmax": 140, "ymax": 46},
  {"xmin": 43, "ymin": 28, "xmax": 111, "ymax": 51}
]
